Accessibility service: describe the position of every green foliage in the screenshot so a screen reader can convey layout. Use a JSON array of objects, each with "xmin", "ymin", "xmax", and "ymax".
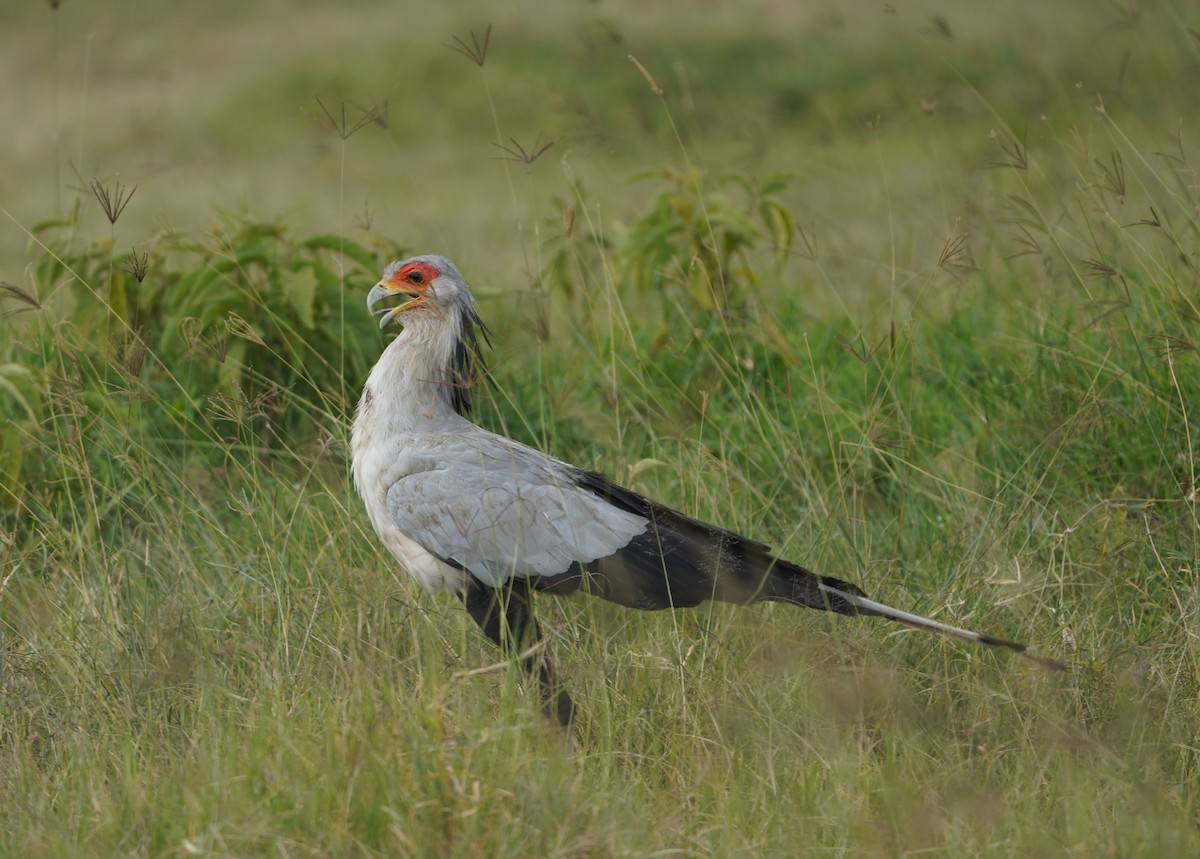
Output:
[
  {"xmin": 148, "ymin": 220, "xmax": 403, "ymax": 432},
  {"xmin": 1, "ymin": 213, "xmax": 402, "ymax": 528},
  {"xmin": 544, "ymin": 167, "xmax": 794, "ymax": 314},
  {"xmin": 32, "ymin": 210, "xmax": 400, "ymax": 424},
  {"xmin": 619, "ymin": 167, "xmax": 794, "ymax": 312}
]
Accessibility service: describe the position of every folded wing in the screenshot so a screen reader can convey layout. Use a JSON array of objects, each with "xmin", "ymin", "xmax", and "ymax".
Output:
[
  {"xmin": 384, "ymin": 432, "xmax": 868, "ymax": 614},
  {"xmin": 385, "ymin": 436, "xmax": 649, "ymax": 587}
]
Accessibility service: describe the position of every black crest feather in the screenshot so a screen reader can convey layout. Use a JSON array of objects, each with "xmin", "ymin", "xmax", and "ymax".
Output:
[{"xmin": 450, "ymin": 305, "xmax": 493, "ymax": 416}]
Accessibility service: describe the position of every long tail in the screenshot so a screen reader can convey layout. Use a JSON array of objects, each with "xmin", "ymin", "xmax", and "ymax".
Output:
[
  {"xmin": 569, "ymin": 469, "xmax": 1064, "ymax": 670},
  {"xmin": 768, "ymin": 563, "xmax": 1066, "ymax": 671},
  {"xmin": 823, "ymin": 581, "xmax": 1065, "ymax": 669}
]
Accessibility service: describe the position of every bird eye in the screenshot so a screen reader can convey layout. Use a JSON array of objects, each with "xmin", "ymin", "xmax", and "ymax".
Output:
[{"xmin": 405, "ymin": 269, "xmax": 425, "ymax": 285}]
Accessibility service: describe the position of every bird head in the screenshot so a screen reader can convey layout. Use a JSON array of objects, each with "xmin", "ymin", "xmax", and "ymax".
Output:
[
  {"xmin": 367, "ymin": 255, "xmax": 493, "ymax": 416},
  {"xmin": 368, "ymin": 255, "xmax": 471, "ymax": 329}
]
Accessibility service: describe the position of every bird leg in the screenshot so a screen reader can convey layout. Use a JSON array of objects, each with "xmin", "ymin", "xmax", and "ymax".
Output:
[{"xmin": 459, "ymin": 579, "xmax": 575, "ymax": 727}]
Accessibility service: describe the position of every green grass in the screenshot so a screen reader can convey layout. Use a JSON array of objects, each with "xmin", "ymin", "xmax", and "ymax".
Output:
[{"xmin": 3, "ymin": 1, "xmax": 1199, "ymax": 856}]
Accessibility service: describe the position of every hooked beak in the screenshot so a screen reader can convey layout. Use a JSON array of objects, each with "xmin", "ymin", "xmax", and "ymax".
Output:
[{"xmin": 368, "ymin": 280, "xmax": 423, "ymax": 329}]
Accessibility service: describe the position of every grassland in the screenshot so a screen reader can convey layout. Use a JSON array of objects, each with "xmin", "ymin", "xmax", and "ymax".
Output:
[{"xmin": 2, "ymin": 1, "xmax": 1198, "ymax": 856}]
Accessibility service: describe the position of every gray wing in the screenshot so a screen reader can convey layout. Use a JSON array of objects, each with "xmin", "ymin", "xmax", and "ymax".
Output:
[
  {"xmin": 386, "ymin": 437, "xmax": 648, "ymax": 587},
  {"xmin": 385, "ymin": 435, "xmax": 1059, "ymax": 670}
]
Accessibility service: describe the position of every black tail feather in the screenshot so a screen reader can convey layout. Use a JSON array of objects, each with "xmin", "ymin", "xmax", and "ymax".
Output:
[
  {"xmin": 563, "ymin": 467, "xmax": 1063, "ymax": 669},
  {"xmin": 761, "ymin": 560, "xmax": 883, "ymax": 615}
]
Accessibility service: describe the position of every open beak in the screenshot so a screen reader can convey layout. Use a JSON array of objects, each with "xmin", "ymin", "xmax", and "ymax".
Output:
[{"xmin": 368, "ymin": 280, "xmax": 423, "ymax": 329}]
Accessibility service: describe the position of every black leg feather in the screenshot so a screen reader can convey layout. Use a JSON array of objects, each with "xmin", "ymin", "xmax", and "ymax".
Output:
[{"xmin": 459, "ymin": 579, "xmax": 575, "ymax": 727}]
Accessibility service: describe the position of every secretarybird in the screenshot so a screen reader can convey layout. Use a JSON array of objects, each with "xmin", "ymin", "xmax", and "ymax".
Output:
[{"xmin": 352, "ymin": 255, "xmax": 1061, "ymax": 726}]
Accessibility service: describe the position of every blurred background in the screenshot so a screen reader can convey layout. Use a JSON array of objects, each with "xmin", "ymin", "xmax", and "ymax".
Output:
[{"xmin": 5, "ymin": 1, "xmax": 1194, "ymax": 308}]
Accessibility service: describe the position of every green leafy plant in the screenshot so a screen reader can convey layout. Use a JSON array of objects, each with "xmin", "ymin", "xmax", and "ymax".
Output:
[
  {"xmin": 2, "ymin": 213, "xmax": 403, "ymax": 537},
  {"xmin": 26, "ymin": 212, "xmax": 402, "ymax": 441},
  {"xmin": 154, "ymin": 219, "xmax": 403, "ymax": 437},
  {"xmin": 617, "ymin": 167, "xmax": 795, "ymax": 313}
]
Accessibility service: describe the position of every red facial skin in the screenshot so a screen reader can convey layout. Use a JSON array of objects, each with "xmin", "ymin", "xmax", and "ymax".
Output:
[{"xmin": 389, "ymin": 260, "xmax": 441, "ymax": 297}]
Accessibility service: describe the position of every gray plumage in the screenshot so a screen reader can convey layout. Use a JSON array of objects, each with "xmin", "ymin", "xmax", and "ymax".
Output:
[
  {"xmin": 351, "ymin": 255, "xmax": 1063, "ymax": 726},
  {"xmin": 385, "ymin": 435, "xmax": 647, "ymax": 587}
]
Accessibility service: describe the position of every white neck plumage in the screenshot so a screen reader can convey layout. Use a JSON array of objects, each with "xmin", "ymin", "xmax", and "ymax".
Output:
[{"xmin": 357, "ymin": 312, "xmax": 466, "ymax": 433}]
